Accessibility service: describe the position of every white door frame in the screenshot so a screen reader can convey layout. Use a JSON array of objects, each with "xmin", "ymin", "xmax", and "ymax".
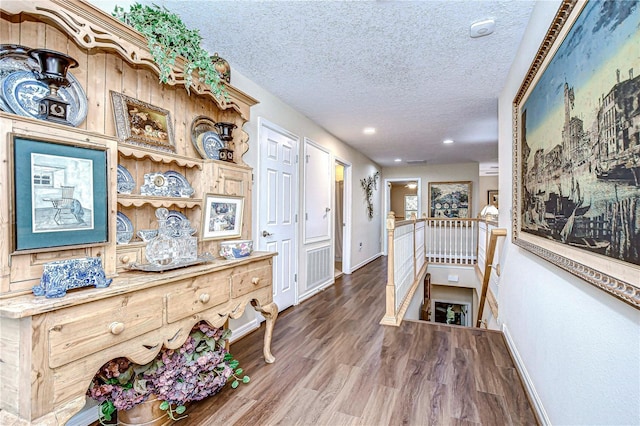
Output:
[
  {"xmin": 383, "ymin": 177, "xmax": 422, "ymax": 255},
  {"xmin": 334, "ymin": 156, "xmax": 352, "ymax": 274},
  {"xmin": 256, "ymin": 117, "xmax": 299, "ymax": 309}
]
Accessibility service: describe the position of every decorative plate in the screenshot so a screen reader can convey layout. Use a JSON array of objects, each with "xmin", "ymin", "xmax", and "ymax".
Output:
[
  {"xmin": 166, "ymin": 210, "xmax": 188, "ymax": 237},
  {"xmin": 1, "ymin": 70, "xmax": 88, "ymax": 127},
  {"xmin": 200, "ymin": 131, "xmax": 224, "ymax": 160},
  {"xmin": 190, "ymin": 115, "xmax": 217, "ymax": 159},
  {"xmin": 117, "ymin": 165, "xmax": 135, "ymax": 194},
  {"xmin": 116, "ymin": 211, "xmax": 134, "ymax": 244},
  {"xmin": 0, "ymin": 48, "xmax": 38, "ymax": 112},
  {"xmin": 164, "ymin": 170, "xmax": 194, "ymax": 197}
]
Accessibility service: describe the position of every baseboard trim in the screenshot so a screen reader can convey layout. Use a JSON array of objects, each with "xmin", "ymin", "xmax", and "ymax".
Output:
[
  {"xmin": 299, "ymin": 279, "xmax": 334, "ymax": 303},
  {"xmin": 230, "ymin": 318, "xmax": 260, "ymax": 343},
  {"xmin": 351, "ymin": 252, "xmax": 382, "ymax": 273},
  {"xmin": 502, "ymin": 324, "xmax": 550, "ymax": 425}
]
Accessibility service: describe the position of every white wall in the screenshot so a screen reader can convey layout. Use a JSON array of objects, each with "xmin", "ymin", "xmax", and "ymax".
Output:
[
  {"xmin": 383, "ymin": 163, "xmax": 480, "ymax": 218},
  {"xmin": 498, "ymin": 1, "xmax": 640, "ymax": 424},
  {"xmin": 226, "ymin": 69, "xmax": 382, "ymax": 329},
  {"xmin": 231, "ymin": 69, "xmax": 382, "ymax": 270},
  {"xmin": 478, "ymin": 175, "xmax": 498, "ymax": 208}
]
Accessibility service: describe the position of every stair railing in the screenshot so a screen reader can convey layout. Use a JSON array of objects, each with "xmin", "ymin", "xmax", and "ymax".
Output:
[
  {"xmin": 476, "ymin": 227, "xmax": 507, "ymax": 327},
  {"xmin": 380, "ymin": 212, "xmax": 428, "ymax": 326}
]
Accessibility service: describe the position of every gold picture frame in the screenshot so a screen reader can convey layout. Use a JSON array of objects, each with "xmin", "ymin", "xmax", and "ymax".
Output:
[
  {"xmin": 110, "ymin": 91, "xmax": 175, "ymax": 152},
  {"xmin": 512, "ymin": 0, "xmax": 639, "ymax": 308},
  {"xmin": 428, "ymin": 181, "xmax": 472, "ymax": 219}
]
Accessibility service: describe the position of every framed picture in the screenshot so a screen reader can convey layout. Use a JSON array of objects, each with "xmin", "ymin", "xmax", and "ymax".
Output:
[
  {"xmin": 201, "ymin": 194, "xmax": 243, "ymax": 240},
  {"xmin": 110, "ymin": 90, "xmax": 175, "ymax": 152},
  {"xmin": 428, "ymin": 181, "xmax": 472, "ymax": 218},
  {"xmin": 513, "ymin": 0, "xmax": 640, "ymax": 308},
  {"xmin": 488, "ymin": 190, "xmax": 498, "ymax": 208},
  {"xmin": 11, "ymin": 135, "xmax": 109, "ymax": 252}
]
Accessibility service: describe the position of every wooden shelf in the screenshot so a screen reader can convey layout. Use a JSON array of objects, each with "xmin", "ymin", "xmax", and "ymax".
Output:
[
  {"xmin": 117, "ymin": 195, "xmax": 202, "ymax": 208},
  {"xmin": 118, "ymin": 145, "xmax": 204, "ymax": 170}
]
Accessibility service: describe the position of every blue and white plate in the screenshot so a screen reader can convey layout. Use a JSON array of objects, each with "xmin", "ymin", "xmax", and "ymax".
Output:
[
  {"xmin": 0, "ymin": 52, "xmax": 38, "ymax": 112},
  {"xmin": 117, "ymin": 165, "xmax": 135, "ymax": 194},
  {"xmin": 164, "ymin": 170, "xmax": 194, "ymax": 197},
  {"xmin": 116, "ymin": 211, "xmax": 133, "ymax": 244},
  {"xmin": 166, "ymin": 210, "xmax": 188, "ymax": 237},
  {"xmin": 1, "ymin": 70, "xmax": 88, "ymax": 127},
  {"xmin": 201, "ymin": 131, "xmax": 224, "ymax": 160}
]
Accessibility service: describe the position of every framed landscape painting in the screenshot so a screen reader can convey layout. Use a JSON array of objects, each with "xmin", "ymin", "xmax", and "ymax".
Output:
[
  {"xmin": 428, "ymin": 181, "xmax": 472, "ymax": 218},
  {"xmin": 513, "ymin": 0, "xmax": 640, "ymax": 308}
]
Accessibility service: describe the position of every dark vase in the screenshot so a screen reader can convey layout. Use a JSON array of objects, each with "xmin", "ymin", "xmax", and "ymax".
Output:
[
  {"xmin": 29, "ymin": 48, "xmax": 78, "ymax": 91},
  {"xmin": 214, "ymin": 122, "xmax": 236, "ymax": 141},
  {"xmin": 28, "ymin": 48, "xmax": 78, "ymax": 125}
]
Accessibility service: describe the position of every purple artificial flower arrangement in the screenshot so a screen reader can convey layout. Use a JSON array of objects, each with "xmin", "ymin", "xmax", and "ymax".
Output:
[{"xmin": 87, "ymin": 321, "xmax": 249, "ymax": 423}]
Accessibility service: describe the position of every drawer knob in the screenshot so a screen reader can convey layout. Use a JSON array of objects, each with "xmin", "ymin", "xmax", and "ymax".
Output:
[
  {"xmin": 199, "ymin": 293, "xmax": 210, "ymax": 304},
  {"xmin": 109, "ymin": 322, "xmax": 125, "ymax": 335},
  {"xmin": 251, "ymin": 277, "xmax": 260, "ymax": 285},
  {"xmin": 120, "ymin": 255, "xmax": 130, "ymax": 264}
]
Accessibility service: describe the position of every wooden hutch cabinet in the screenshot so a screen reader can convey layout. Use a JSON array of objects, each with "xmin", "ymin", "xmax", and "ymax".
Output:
[{"xmin": 0, "ymin": 1, "xmax": 277, "ymax": 424}]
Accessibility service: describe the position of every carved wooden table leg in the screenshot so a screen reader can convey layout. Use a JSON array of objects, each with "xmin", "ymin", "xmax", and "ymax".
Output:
[{"xmin": 252, "ymin": 301, "xmax": 278, "ymax": 363}]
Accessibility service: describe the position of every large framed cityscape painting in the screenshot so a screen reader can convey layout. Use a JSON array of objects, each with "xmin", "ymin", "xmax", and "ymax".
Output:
[{"xmin": 513, "ymin": 0, "xmax": 640, "ymax": 309}]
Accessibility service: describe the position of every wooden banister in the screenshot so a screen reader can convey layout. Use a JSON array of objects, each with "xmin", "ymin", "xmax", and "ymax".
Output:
[{"xmin": 476, "ymin": 228, "xmax": 507, "ymax": 327}]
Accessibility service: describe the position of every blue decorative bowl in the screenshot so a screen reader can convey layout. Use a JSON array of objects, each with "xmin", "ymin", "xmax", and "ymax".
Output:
[{"xmin": 219, "ymin": 240, "xmax": 253, "ymax": 260}]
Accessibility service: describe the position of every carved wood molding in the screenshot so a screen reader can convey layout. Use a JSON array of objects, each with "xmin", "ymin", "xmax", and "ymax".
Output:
[
  {"xmin": 0, "ymin": 0, "xmax": 258, "ymax": 120},
  {"xmin": 118, "ymin": 145, "xmax": 204, "ymax": 169}
]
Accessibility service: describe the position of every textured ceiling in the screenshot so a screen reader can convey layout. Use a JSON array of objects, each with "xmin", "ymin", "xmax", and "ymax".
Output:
[{"xmin": 94, "ymin": 0, "xmax": 536, "ymax": 171}]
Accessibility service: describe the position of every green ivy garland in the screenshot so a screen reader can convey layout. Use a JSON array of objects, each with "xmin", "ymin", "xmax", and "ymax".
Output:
[{"xmin": 113, "ymin": 3, "xmax": 227, "ymax": 99}]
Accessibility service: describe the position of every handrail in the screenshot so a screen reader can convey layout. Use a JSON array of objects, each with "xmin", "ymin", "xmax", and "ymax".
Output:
[
  {"xmin": 381, "ymin": 212, "xmax": 427, "ymax": 326},
  {"xmin": 476, "ymin": 228, "xmax": 507, "ymax": 327}
]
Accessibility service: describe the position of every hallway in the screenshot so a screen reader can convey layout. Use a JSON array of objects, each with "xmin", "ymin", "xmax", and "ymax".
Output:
[{"xmin": 177, "ymin": 256, "xmax": 537, "ymax": 425}]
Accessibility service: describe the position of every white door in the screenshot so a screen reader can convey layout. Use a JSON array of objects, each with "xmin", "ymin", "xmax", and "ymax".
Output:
[{"xmin": 258, "ymin": 119, "xmax": 298, "ymax": 312}]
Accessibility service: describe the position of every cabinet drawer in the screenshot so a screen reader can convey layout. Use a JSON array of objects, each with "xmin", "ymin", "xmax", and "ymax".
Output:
[
  {"xmin": 165, "ymin": 274, "xmax": 231, "ymax": 323},
  {"xmin": 116, "ymin": 247, "xmax": 141, "ymax": 270},
  {"xmin": 48, "ymin": 292, "xmax": 163, "ymax": 368},
  {"xmin": 231, "ymin": 263, "xmax": 272, "ymax": 298}
]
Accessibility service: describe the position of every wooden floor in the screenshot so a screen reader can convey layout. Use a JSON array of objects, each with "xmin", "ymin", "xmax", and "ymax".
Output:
[{"xmin": 166, "ymin": 256, "xmax": 537, "ymax": 425}]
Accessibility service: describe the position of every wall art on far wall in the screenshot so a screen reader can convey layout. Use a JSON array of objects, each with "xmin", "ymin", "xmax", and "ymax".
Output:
[
  {"xmin": 110, "ymin": 90, "xmax": 175, "ymax": 152},
  {"xmin": 11, "ymin": 134, "xmax": 108, "ymax": 252},
  {"xmin": 513, "ymin": 0, "xmax": 640, "ymax": 308},
  {"xmin": 488, "ymin": 190, "xmax": 498, "ymax": 208},
  {"xmin": 201, "ymin": 194, "xmax": 243, "ymax": 240},
  {"xmin": 428, "ymin": 181, "xmax": 472, "ymax": 218}
]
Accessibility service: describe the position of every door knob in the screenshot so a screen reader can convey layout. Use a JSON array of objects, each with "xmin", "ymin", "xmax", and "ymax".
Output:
[{"xmin": 262, "ymin": 230, "xmax": 273, "ymax": 237}]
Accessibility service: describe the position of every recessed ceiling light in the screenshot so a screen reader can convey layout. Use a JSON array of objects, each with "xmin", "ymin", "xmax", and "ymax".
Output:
[
  {"xmin": 443, "ymin": 139, "xmax": 454, "ymax": 144},
  {"xmin": 394, "ymin": 158, "xmax": 402, "ymax": 162},
  {"xmin": 363, "ymin": 127, "xmax": 376, "ymax": 135}
]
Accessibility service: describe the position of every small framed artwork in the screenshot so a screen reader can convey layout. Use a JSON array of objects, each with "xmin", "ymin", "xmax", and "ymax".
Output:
[
  {"xmin": 11, "ymin": 135, "xmax": 109, "ymax": 252},
  {"xmin": 201, "ymin": 194, "xmax": 243, "ymax": 240},
  {"xmin": 110, "ymin": 90, "xmax": 175, "ymax": 152},
  {"xmin": 428, "ymin": 181, "xmax": 472, "ymax": 218},
  {"xmin": 488, "ymin": 190, "xmax": 498, "ymax": 208}
]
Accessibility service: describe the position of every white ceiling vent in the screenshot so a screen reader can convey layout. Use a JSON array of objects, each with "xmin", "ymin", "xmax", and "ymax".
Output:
[{"xmin": 405, "ymin": 160, "xmax": 428, "ymax": 165}]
